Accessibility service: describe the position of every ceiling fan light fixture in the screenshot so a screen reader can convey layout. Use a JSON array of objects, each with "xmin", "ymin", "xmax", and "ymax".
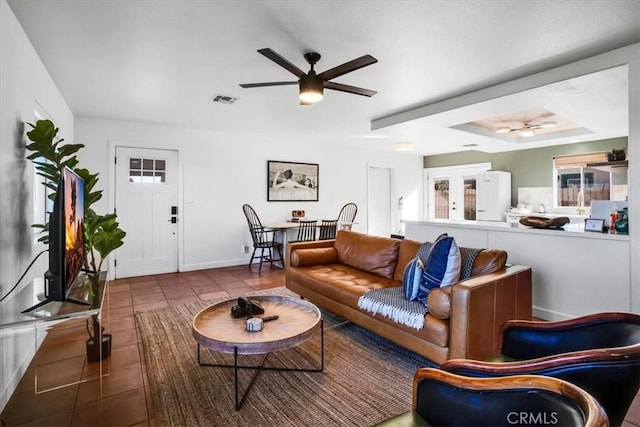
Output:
[
  {"xmin": 299, "ymin": 72, "xmax": 324, "ymax": 103},
  {"xmin": 519, "ymin": 129, "xmax": 535, "ymax": 137}
]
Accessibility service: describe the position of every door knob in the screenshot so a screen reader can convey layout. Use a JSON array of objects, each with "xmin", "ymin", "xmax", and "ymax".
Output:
[{"xmin": 168, "ymin": 217, "xmax": 178, "ymax": 223}]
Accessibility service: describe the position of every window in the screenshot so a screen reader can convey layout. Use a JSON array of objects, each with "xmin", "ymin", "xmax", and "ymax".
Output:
[
  {"xmin": 129, "ymin": 158, "xmax": 166, "ymax": 183},
  {"xmin": 554, "ymin": 152, "xmax": 610, "ymax": 207}
]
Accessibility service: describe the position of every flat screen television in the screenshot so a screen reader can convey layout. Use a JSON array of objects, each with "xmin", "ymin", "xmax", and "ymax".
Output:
[{"xmin": 23, "ymin": 167, "xmax": 86, "ymax": 313}]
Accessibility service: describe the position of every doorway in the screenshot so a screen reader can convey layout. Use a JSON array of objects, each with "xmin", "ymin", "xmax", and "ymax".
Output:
[
  {"xmin": 114, "ymin": 147, "xmax": 179, "ymax": 278},
  {"xmin": 367, "ymin": 166, "xmax": 392, "ymax": 237},
  {"xmin": 424, "ymin": 163, "xmax": 490, "ymax": 222}
]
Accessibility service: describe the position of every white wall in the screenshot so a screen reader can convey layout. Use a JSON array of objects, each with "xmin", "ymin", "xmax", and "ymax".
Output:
[
  {"xmin": 0, "ymin": 0, "xmax": 75, "ymax": 411},
  {"xmin": 74, "ymin": 116, "xmax": 424, "ymax": 274}
]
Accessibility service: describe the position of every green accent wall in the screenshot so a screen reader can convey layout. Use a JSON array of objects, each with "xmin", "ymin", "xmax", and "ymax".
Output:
[{"xmin": 423, "ymin": 137, "xmax": 628, "ymax": 204}]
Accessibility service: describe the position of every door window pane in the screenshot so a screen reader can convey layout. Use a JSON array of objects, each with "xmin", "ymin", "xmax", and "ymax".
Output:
[
  {"xmin": 463, "ymin": 177, "xmax": 477, "ymax": 220},
  {"xmin": 129, "ymin": 157, "xmax": 167, "ymax": 184},
  {"xmin": 434, "ymin": 179, "xmax": 450, "ymax": 219}
]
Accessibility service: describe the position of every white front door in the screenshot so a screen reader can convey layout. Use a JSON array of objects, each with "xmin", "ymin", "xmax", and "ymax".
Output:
[
  {"xmin": 367, "ymin": 166, "xmax": 392, "ymax": 237},
  {"xmin": 115, "ymin": 147, "xmax": 179, "ymax": 278}
]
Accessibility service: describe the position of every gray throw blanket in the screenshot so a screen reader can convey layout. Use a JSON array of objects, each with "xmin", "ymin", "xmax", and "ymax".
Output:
[{"xmin": 357, "ymin": 246, "xmax": 484, "ymax": 329}]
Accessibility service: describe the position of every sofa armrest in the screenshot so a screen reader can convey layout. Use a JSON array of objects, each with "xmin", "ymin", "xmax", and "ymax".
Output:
[
  {"xmin": 286, "ymin": 240, "xmax": 336, "ymax": 267},
  {"xmin": 448, "ymin": 265, "xmax": 532, "ymax": 361}
]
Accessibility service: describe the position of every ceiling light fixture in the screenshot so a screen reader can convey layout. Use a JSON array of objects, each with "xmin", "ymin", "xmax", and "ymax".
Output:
[
  {"xmin": 298, "ymin": 72, "xmax": 324, "ymax": 103},
  {"xmin": 394, "ymin": 141, "xmax": 415, "ymax": 151},
  {"xmin": 495, "ymin": 121, "xmax": 557, "ymax": 137}
]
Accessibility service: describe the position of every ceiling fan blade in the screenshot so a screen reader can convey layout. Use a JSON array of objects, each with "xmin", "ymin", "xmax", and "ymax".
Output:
[
  {"xmin": 258, "ymin": 48, "xmax": 305, "ymax": 78},
  {"xmin": 325, "ymin": 81, "xmax": 377, "ymax": 97},
  {"xmin": 239, "ymin": 81, "xmax": 298, "ymax": 88},
  {"xmin": 319, "ymin": 55, "xmax": 377, "ymax": 81}
]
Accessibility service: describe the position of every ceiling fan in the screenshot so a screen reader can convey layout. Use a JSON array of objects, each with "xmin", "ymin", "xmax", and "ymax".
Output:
[{"xmin": 239, "ymin": 48, "xmax": 378, "ymax": 104}]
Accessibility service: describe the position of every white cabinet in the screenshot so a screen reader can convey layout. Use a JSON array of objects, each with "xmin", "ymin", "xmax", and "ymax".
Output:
[{"xmin": 477, "ymin": 171, "xmax": 511, "ymax": 221}]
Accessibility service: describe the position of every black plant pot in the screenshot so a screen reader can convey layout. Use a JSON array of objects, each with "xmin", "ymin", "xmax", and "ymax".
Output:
[{"xmin": 86, "ymin": 333, "xmax": 112, "ymax": 363}]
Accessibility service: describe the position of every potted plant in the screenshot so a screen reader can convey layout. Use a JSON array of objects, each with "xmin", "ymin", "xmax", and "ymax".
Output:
[{"xmin": 26, "ymin": 119, "xmax": 126, "ymax": 361}]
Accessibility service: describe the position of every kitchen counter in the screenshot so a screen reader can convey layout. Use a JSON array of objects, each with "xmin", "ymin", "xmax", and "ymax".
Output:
[
  {"xmin": 402, "ymin": 220, "xmax": 631, "ymax": 321},
  {"xmin": 402, "ymin": 220, "xmax": 629, "ymax": 241},
  {"xmin": 505, "ymin": 211, "xmax": 589, "ymax": 226}
]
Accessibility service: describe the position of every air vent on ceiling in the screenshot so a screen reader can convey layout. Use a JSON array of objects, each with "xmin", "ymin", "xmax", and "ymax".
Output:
[
  {"xmin": 462, "ymin": 143, "xmax": 478, "ymax": 147},
  {"xmin": 211, "ymin": 95, "xmax": 238, "ymax": 104}
]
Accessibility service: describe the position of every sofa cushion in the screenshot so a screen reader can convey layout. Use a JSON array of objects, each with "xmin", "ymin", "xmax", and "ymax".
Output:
[
  {"xmin": 393, "ymin": 239, "xmax": 422, "ymax": 281},
  {"xmin": 427, "ymin": 286, "xmax": 452, "ymax": 320},
  {"xmin": 402, "ymin": 257, "xmax": 424, "ymax": 300},
  {"xmin": 290, "ymin": 247, "xmax": 339, "ymax": 267},
  {"xmin": 417, "ymin": 234, "xmax": 461, "ymax": 303},
  {"xmin": 334, "ymin": 230, "xmax": 400, "ymax": 279},
  {"xmin": 470, "ymin": 249, "xmax": 507, "ymax": 277},
  {"xmin": 286, "ymin": 263, "xmax": 400, "ymax": 308}
]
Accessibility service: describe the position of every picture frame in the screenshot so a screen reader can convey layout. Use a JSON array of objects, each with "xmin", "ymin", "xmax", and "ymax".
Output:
[
  {"xmin": 267, "ymin": 160, "xmax": 319, "ymax": 202},
  {"xmin": 584, "ymin": 218, "xmax": 605, "ymax": 233}
]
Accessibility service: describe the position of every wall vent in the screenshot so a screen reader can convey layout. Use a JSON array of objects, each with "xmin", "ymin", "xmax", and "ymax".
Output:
[{"xmin": 211, "ymin": 95, "xmax": 238, "ymax": 104}]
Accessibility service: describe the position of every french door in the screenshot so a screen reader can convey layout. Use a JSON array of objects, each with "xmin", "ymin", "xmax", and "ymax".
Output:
[{"xmin": 424, "ymin": 163, "xmax": 490, "ymax": 222}]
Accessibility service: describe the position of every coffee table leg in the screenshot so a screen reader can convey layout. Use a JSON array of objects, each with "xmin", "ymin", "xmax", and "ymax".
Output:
[
  {"xmin": 197, "ymin": 320, "xmax": 324, "ymax": 410},
  {"xmin": 234, "ymin": 347, "xmax": 269, "ymax": 410}
]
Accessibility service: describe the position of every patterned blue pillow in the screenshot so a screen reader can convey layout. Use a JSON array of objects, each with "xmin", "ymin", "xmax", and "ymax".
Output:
[
  {"xmin": 416, "ymin": 234, "xmax": 461, "ymax": 303},
  {"xmin": 402, "ymin": 257, "xmax": 424, "ymax": 301}
]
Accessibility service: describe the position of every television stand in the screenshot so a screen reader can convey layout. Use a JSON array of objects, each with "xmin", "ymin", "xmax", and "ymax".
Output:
[{"xmin": 1, "ymin": 271, "xmax": 109, "ymax": 394}]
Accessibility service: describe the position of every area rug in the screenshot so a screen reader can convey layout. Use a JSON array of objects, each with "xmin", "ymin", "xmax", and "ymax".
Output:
[{"xmin": 135, "ymin": 287, "xmax": 436, "ymax": 426}]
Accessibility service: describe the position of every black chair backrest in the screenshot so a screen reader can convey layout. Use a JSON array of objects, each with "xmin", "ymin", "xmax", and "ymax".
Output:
[
  {"xmin": 446, "ymin": 350, "xmax": 638, "ymax": 427},
  {"xmin": 337, "ymin": 203, "xmax": 357, "ymax": 229},
  {"xmin": 243, "ymin": 204, "xmax": 267, "ymax": 245},
  {"xmin": 243, "ymin": 204, "xmax": 263, "ymax": 230},
  {"xmin": 295, "ymin": 220, "xmax": 317, "ymax": 242},
  {"xmin": 318, "ymin": 219, "xmax": 337, "ymax": 240},
  {"xmin": 414, "ymin": 369, "xmax": 604, "ymax": 427},
  {"xmin": 502, "ymin": 315, "xmax": 640, "ymax": 359}
]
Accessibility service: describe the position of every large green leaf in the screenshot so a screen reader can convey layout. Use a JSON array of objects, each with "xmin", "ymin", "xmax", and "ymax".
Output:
[{"xmin": 25, "ymin": 119, "xmax": 126, "ymax": 272}]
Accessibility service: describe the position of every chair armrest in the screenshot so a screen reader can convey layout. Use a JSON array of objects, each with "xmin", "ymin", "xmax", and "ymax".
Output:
[
  {"xmin": 441, "ymin": 344, "xmax": 640, "ymax": 376},
  {"xmin": 448, "ymin": 265, "xmax": 532, "ymax": 360}
]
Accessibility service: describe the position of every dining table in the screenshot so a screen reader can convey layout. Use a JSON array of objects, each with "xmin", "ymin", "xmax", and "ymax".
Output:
[{"xmin": 263, "ymin": 222, "xmax": 303, "ymax": 267}]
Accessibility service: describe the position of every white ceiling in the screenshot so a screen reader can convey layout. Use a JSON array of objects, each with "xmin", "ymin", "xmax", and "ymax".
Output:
[{"xmin": 7, "ymin": 0, "xmax": 640, "ymax": 155}]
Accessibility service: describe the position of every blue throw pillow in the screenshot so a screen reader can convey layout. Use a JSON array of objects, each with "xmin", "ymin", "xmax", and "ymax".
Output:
[
  {"xmin": 416, "ymin": 234, "xmax": 461, "ymax": 303},
  {"xmin": 402, "ymin": 257, "xmax": 424, "ymax": 301}
]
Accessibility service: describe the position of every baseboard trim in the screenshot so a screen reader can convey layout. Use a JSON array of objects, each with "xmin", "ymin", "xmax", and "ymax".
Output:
[{"xmin": 180, "ymin": 258, "xmax": 248, "ymax": 272}]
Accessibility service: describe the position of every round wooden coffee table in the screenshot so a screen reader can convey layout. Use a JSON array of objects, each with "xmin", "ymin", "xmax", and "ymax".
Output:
[{"xmin": 192, "ymin": 295, "xmax": 324, "ymax": 410}]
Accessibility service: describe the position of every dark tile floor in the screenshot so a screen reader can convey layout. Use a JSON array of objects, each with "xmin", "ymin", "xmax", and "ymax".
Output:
[
  {"xmin": 0, "ymin": 265, "xmax": 284, "ymax": 427},
  {"xmin": 1, "ymin": 265, "xmax": 638, "ymax": 426}
]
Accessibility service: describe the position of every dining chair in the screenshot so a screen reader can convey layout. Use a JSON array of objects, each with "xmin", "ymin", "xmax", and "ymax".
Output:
[
  {"xmin": 291, "ymin": 219, "xmax": 317, "ymax": 242},
  {"xmin": 337, "ymin": 202, "xmax": 357, "ymax": 230},
  {"xmin": 440, "ymin": 312, "xmax": 640, "ymax": 427},
  {"xmin": 242, "ymin": 204, "xmax": 283, "ymax": 273},
  {"xmin": 318, "ymin": 219, "xmax": 338, "ymax": 240},
  {"xmin": 376, "ymin": 368, "xmax": 608, "ymax": 426}
]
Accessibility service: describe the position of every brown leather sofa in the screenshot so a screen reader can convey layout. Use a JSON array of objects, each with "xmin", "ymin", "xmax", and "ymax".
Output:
[{"xmin": 285, "ymin": 230, "xmax": 532, "ymax": 365}]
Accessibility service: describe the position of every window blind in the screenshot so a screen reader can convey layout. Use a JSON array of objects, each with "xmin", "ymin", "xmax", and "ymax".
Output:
[{"xmin": 553, "ymin": 152, "xmax": 608, "ymax": 169}]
